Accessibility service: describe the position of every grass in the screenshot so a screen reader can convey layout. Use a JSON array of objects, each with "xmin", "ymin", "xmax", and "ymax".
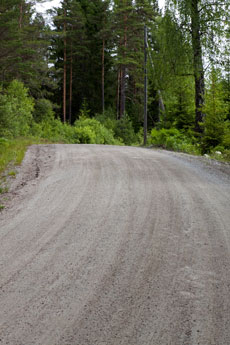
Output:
[
  {"xmin": 0, "ymin": 138, "xmax": 34, "ymax": 174},
  {"xmin": 8, "ymin": 170, "xmax": 16, "ymax": 177},
  {"xmin": 0, "ymin": 204, "xmax": 5, "ymax": 211},
  {"xmin": 209, "ymin": 150, "xmax": 230, "ymax": 163},
  {"xmin": 0, "ymin": 137, "xmax": 48, "ymax": 177}
]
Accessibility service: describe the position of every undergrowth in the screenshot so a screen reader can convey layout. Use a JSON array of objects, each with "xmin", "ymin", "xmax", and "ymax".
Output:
[
  {"xmin": 150, "ymin": 128, "xmax": 200, "ymax": 155},
  {"xmin": 0, "ymin": 137, "xmax": 46, "ymax": 176}
]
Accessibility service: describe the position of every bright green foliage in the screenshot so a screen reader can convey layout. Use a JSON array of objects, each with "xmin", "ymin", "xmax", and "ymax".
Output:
[
  {"xmin": 79, "ymin": 99, "xmax": 91, "ymax": 118},
  {"xmin": 36, "ymin": 119, "xmax": 74, "ymax": 143},
  {"xmin": 0, "ymin": 80, "xmax": 34, "ymax": 137},
  {"xmin": 150, "ymin": 128, "xmax": 199, "ymax": 154},
  {"xmin": 0, "ymin": 137, "xmax": 41, "ymax": 175},
  {"xmin": 172, "ymin": 82, "xmax": 195, "ymax": 131},
  {"xmin": 0, "ymin": 80, "xmax": 124, "ymax": 146},
  {"xmin": 74, "ymin": 117, "xmax": 122, "ymax": 145},
  {"xmin": 149, "ymin": 12, "xmax": 194, "ymax": 131},
  {"xmin": 223, "ymin": 122, "xmax": 230, "ymax": 149},
  {"xmin": 166, "ymin": 0, "xmax": 230, "ymax": 132},
  {"xmin": 202, "ymin": 70, "xmax": 228, "ymax": 152}
]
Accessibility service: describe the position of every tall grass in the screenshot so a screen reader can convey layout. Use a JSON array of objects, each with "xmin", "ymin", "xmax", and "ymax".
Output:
[{"xmin": 0, "ymin": 137, "xmax": 43, "ymax": 175}]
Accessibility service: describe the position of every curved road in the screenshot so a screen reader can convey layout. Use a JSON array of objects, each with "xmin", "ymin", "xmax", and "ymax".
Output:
[{"xmin": 0, "ymin": 144, "xmax": 230, "ymax": 345}]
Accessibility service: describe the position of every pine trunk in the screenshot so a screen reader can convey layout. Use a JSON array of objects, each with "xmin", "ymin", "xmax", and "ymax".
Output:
[
  {"xmin": 119, "ymin": 13, "xmax": 128, "ymax": 118},
  {"xmin": 120, "ymin": 65, "xmax": 126, "ymax": 118},
  {"xmin": 102, "ymin": 39, "xmax": 105, "ymax": 114},
  {"xmin": 191, "ymin": 0, "xmax": 205, "ymax": 133},
  {"xmin": 69, "ymin": 40, "xmax": 73, "ymax": 124},
  {"xmin": 63, "ymin": 8, "xmax": 67, "ymax": 123},
  {"xmin": 117, "ymin": 68, "xmax": 121, "ymax": 120},
  {"xmin": 19, "ymin": 1, "xmax": 23, "ymax": 29}
]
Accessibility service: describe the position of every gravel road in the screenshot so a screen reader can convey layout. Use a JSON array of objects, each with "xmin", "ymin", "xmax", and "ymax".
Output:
[{"xmin": 0, "ymin": 144, "xmax": 230, "ymax": 345}]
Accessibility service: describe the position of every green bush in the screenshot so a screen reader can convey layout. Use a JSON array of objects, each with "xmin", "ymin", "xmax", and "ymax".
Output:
[
  {"xmin": 223, "ymin": 121, "xmax": 230, "ymax": 149},
  {"xmin": 114, "ymin": 114, "xmax": 136, "ymax": 145},
  {"xmin": 33, "ymin": 99, "xmax": 55, "ymax": 123},
  {"xmin": 0, "ymin": 80, "xmax": 34, "ymax": 138},
  {"xmin": 222, "ymin": 150, "xmax": 230, "ymax": 161},
  {"xmin": 74, "ymin": 126, "xmax": 96, "ymax": 144},
  {"xmin": 74, "ymin": 116, "xmax": 122, "ymax": 145},
  {"xmin": 95, "ymin": 108, "xmax": 117, "ymax": 132},
  {"xmin": 151, "ymin": 128, "xmax": 180, "ymax": 147},
  {"xmin": 38, "ymin": 119, "xmax": 76, "ymax": 143},
  {"xmin": 150, "ymin": 128, "xmax": 199, "ymax": 154},
  {"xmin": 0, "ymin": 137, "xmax": 42, "ymax": 174}
]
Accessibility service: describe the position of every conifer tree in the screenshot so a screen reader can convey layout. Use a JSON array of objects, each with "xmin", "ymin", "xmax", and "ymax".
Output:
[
  {"xmin": 166, "ymin": 0, "xmax": 230, "ymax": 132},
  {"xmin": 52, "ymin": 0, "xmax": 113, "ymax": 121},
  {"xmin": 113, "ymin": 0, "xmax": 157, "ymax": 121},
  {"xmin": 148, "ymin": 11, "xmax": 194, "ymax": 129},
  {"xmin": 0, "ymin": 0, "xmax": 50, "ymax": 96},
  {"xmin": 202, "ymin": 69, "xmax": 228, "ymax": 151}
]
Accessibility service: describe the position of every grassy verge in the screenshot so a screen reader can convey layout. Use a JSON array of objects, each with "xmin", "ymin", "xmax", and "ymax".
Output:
[
  {"xmin": 0, "ymin": 137, "xmax": 50, "ymax": 210},
  {"xmin": 0, "ymin": 137, "xmax": 47, "ymax": 177},
  {"xmin": 209, "ymin": 150, "xmax": 230, "ymax": 163},
  {"xmin": 149, "ymin": 128, "xmax": 230, "ymax": 163}
]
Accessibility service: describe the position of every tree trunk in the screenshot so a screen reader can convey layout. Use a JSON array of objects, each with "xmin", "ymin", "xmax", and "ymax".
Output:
[
  {"xmin": 191, "ymin": 0, "xmax": 205, "ymax": 133},
  {"xmin": 158, "ymin": 90, "xmax": 165, "ymax": 117},
  {"xmin": 117, "ymin": 68, "xmax": 121, "ymax": 120},
  {"xmin": 119, "ymin": 13, "xmax": 128, "ymax": 118},
  {"xmin": 120, "ymin": 65, "xmax": 126, "ymax": 118},
  {"xmin": 63, "ymin": 8, "xmax": 67, "ymax": 123},
  {"xmin": 69, "ymin": 40, "xmax": 73, "ymax": 124},
  {"xmin": 144, "ymin": 25, "xmax": 147, "ymax": 146},
  {"xmin": 102, "ymin": 39, "xmax": 105, "ymax": 114},
  {"xmin": 19, "ymin": 1, "xmax": 23, "ymax": 29}
]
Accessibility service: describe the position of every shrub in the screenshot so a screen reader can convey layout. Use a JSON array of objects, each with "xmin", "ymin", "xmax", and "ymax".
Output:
[
  {"xmin": 74, "ymin": 126, "xmax": 96, "ymax": 144},
  {"xmin": 38, "ymin": 119, "xmax": 76, "ymax": 143},
  {"xmin": 223, "ymin": 121, "xmax": 230, "ymax": 149},
  {"xmin": 114, "ymin": 114, "xmax": 136, "ymax": 145},
  {"xmin": 74, "ymin": 116, "xmax": 122, "ymax": 145},
  {"xmin": 95, "ymin": 108, "xmax": 117, "ymax": 132},
  {"xmin": 150, "ymin": 128, "xmax": 199, "ymax": 154},
  {"xmin": 0, "ymin": 80, "xmax": 34, "ymax": 137},
  {"xmin": 33, "ymin": 99, "xmax": 55, "ymax": 123}
]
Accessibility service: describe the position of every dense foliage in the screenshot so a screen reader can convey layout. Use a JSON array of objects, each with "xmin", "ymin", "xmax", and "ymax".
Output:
[{"xmin": 0, "ymin": 0, "xmax": 230, "ymax": 162}]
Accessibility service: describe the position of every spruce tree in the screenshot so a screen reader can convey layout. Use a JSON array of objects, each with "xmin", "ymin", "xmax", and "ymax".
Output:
[
  {"xmin": 0, "ymin": 0, "xmax": 51, "ymax": 96},
  {"xmin": 202, "ymin": 69, "xmax": 228, "ymax": 151}
]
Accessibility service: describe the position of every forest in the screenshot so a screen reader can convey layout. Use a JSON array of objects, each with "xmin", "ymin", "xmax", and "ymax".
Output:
[{"xmin": 0, "ymin": 0, "xmax": 230, "ymax": 171}]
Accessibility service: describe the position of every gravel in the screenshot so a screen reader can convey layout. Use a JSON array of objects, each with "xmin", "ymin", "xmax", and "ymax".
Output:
[{"xmin": 0, "ymin": 144, "xmax": 230, "ymax": 345}]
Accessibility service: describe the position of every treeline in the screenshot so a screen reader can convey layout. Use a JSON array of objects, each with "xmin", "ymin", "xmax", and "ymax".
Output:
[{"xmin": 0, "ymin": 0, "xmax": 230, "ymax": 158}]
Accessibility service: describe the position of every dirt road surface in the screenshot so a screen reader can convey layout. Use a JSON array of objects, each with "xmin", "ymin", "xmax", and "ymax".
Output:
[{"xmin": 0, "ymin": 144, "xmax": 230, "ymax": 345}]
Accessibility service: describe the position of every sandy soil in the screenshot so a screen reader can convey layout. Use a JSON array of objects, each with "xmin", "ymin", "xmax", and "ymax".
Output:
[{"xmin": 0, "ymin": 144, "xmax": 230, "ymax": 345}]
